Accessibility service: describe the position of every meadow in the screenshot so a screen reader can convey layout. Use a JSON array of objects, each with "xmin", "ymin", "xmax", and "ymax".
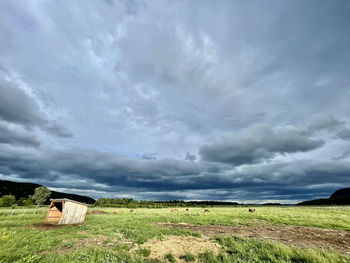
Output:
[{"xmin": 0, "ymin": 206, "xmax": 350, "ymax": 263}]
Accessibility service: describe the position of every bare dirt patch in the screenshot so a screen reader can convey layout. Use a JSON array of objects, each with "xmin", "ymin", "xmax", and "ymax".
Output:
[
  {"xmin": 139, "ymin": 235, "xmax": 222, "ymax": 262},
  {"xmin": 156, "ymin": 223, "xmax": 350, "ymax": 254},
  {"xmin": 86, "ymin": 210, "xmax": 107, "ymax": 215}
]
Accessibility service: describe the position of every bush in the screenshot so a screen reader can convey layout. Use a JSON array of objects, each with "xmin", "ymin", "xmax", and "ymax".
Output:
[
  {"xmin": 0, "ymin": 195, "xmax": 16, "ymax": 207},
  {"xmin": 25, "ymin": 197, "xmax": 35, "ymax": 206},
  {"xmin": 16, "ymin": 197, "xmax": 27, "ymax": 206}
]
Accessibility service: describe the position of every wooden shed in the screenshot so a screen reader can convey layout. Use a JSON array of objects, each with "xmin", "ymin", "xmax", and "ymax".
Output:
[{"xmin": 45, "ymin": 198, "xmax": 88, "ymax": 225}]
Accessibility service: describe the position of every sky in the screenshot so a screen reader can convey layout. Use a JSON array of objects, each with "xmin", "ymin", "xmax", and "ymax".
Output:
[{"xmin": 0, "ymin": 0, "xmax": 349, "ymax": 203}]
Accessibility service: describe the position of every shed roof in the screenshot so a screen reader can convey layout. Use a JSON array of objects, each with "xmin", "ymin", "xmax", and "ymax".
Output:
[{"xmin": 50, "ymin": 198, "xmax": 89, "ymax": 206}]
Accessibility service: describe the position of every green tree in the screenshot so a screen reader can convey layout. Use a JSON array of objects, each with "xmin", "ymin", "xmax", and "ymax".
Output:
[
  {"xmin": 25, "ymin": 196, "xmax": 35, "ymax": 206},
  {"xmin": 0, "ymin": 195, "xmax": 16, "ymax": 207},
  {"xmin": 16, "ymin": 197, "xmax": 27, "ymax": 206},
  {"xmin": 32, "ymin": 186, "xmax": 51, "ymax": 206}
]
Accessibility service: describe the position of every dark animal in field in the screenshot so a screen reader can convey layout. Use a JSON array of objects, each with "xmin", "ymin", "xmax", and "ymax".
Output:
[
  {"xmin": 171, "ymin": 209, "xmax": 179, "ymax": 212},
  {"xmin": 204, "ymin": 209, "xmax": 210, "ymax": 212},
  {"xmin": 130, "ymin": 209, "xmax": 135, "ymax": 213},
  {"xmin": 186, "ymin": 208, "xmax": 189, "ymax": 212},
  {"xmin": 249, "ymin": 208, "xmax": 256, "ymax": 213}
]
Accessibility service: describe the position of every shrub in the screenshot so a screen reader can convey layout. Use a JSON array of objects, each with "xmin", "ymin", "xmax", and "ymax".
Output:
[
  {"xmin": 137, "ymin": 248, "xmax": 151, "ymax": 257},
  {"xmin": 0, "ymin": 195, "xmax": 16, "ymax": 207},
  {"xmin": 179, "ymin": 253, "xmax": 196, "ymax": 262},
  {"xmin": 164, "ymin": 253, "xmax": 176, "ymax": 263},
  {"xmin": 16, "ymin": 197, "xmax": 27, "ymax": 206}
]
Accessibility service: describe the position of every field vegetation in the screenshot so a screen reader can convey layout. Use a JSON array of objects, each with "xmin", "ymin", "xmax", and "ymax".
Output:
[{"xmin": 0, "ymin": 206, "xmax": 349, "ymax": 262}]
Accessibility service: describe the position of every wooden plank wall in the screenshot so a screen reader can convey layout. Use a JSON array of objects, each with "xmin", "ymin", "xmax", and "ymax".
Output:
[
  {"xmin": 58, "ymin": 201, "xmax": 87, "ymax": 225},
  {"xmin": 45, "ymin": 204, "xmax": 61, "ymax": 223}
]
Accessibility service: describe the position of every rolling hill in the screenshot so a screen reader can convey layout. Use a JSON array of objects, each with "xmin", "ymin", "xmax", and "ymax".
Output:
[
  {"xmin": 0, "ymin": 180, "xmax": 95, "ymax": 204},
  {"xmin": 298, "ymin": 187, "xmax": 350, "ymax": 205}
]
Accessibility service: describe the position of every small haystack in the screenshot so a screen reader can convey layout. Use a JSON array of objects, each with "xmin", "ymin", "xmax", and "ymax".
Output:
[{"xmin": 45, "ymin": 198, "xmax": 88, "ymax": 225}]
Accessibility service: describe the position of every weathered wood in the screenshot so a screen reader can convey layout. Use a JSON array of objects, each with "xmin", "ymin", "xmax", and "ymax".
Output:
[
  {"xmin": 58, "ymin": 201, "xmax": 87, "ymax": 224},
  {"xmin": 45, "ymin": 199, "xmax": 88, "ymax": 225},
  {"xmin": 46, "ymin": 205, "xmax": 61, "ymax": 223}
]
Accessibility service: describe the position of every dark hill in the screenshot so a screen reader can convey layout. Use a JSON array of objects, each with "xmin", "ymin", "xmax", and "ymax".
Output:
[
  {"xmin": 0, "ymin": 180, "xmax": 95, "ymax": 204},
  {"xmin": 330, "ymin": 188, "xmax": 350, "ymax": 199},
  {"xmin": 298, "ymin": 187, "xmax": 350, "ymax": 205}
]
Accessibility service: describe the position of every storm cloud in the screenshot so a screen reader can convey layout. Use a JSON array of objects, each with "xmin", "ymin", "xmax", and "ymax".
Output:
[
  {"xmin": 0, "ymin": 76, "xmax": 73, "ymax": 138},
  {"xmin": 0, "ymin": 122, "xmax": 40, "ymax": 147},
  {"xmin": 0, "ymin": 0, "xmax": 349, "ymax": 203},
  {"xmin": 338, "ymin": 129, "xmax": 350, "ymax": 141},
  {"xmin": 199, "ymin": 124, "xmax": 324, "ymax": 165}
]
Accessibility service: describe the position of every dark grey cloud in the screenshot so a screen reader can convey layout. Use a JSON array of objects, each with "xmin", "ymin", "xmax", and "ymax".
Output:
[
  {"xmin": 338, "ymin": 129, "xmax": 350, "ymax": 140},
  {"xmin": 0, "ymin": 77, "xmax": 72, "ymax": 138},
  {"xmin": 332, "ymin": 150, "xmax": 350, "ymax": 161},
  {"xmin": 44, "ymin": 122, "xmax": 73, "ymax": 138},
  {"xmin": 0, "ymin": 79, "xmax": 46, "ymax": 127},
  {"xmin": 185, "ymin": 152, "xmax": 196, "ymax": 162},
  {"xmin": 199, "ymin": 124, "xmax": 324, "ymax": 165},
  {"xmin": 0, "ymin": 144, "xmax": 349, "ymax": 202},
  {"xmin": 0, "ymin": 122, "xmax": 40, "ymax": 147},
  {"xmin": 141, "ymin": 153, "xmax": 157, "ymax": 160},
  {"xmin": 308, "ymin": 114, "xmax": 344, "ymax": 131}
]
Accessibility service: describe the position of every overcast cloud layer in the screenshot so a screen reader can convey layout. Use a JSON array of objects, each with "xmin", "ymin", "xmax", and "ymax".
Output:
[{"xmin": 0, "ymin": 0, "xmax": 349, "ymax": 203}]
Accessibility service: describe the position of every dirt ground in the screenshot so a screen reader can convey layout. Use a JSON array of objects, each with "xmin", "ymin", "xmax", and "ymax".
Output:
[
  {"xmin": 156, "ymin": 223, "xmax": 350, "ymax": 254},
  {"xmin": 139, "ymin": 235, "xmax": 222, "ymax": 262}
]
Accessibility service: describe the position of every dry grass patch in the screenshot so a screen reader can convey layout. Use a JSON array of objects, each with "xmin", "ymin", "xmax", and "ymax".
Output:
[{"xmin": 139, "ymin": 235, "xmax": 222, "ymax": 262}]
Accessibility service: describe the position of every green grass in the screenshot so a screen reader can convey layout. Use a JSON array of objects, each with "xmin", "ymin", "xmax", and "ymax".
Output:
[
  {"xmin": 164, "ymin": 253, "xmax": 176, "ymax": 263},
  {"xmin": 211, "ymin": 236, "xmax": 349, "ymax": 263},
  {"xmin": 0, "ymin": 206, "xmax": 350, "ymax": 262},
  {"xmin": 179, "ymin": 253, "xmax": 196, "ymax": 262}
]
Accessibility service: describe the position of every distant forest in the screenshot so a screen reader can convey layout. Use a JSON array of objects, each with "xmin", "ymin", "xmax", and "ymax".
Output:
[
  {"xmin": 1, "ymin": 180, "xmax": 349, "ymax": 207},
  {"xmin": 93, "ymin": 198, "xmax": 240, "ymax": 208}
]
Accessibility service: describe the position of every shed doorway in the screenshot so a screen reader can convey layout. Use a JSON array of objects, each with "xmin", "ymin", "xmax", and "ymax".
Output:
[{"xmin": 46, "ymin": 201, "xmax": 63, "ymax": 224}]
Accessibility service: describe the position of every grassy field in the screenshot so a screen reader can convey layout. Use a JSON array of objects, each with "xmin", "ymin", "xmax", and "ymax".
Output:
[{"xmin": 0, "ymin": 206, "xmax": 350, "ymax": 262}]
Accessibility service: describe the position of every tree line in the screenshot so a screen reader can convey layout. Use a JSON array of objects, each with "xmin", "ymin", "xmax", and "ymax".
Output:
[
  {"xmin": 0, "ymin": 186, "xmax": 51, "ymax": 207},
  {"xmin": 1, "ymin": 186, "xmax": 241, "ymax": 208},
  {"xmin": 93, "ymin": 198, "xmax": 239, "ymax": 208}
]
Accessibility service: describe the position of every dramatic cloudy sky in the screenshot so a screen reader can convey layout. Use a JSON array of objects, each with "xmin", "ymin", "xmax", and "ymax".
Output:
[{"xmin": 0, "ymin": 0, "xmax": 349, "ymax": 203}]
